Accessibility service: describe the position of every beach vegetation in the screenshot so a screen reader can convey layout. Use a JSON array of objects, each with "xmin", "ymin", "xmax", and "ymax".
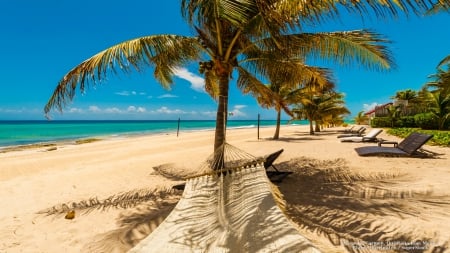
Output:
[
  {"xmin": 291, "ymin": 84, "xmax": 349, "ymax": 135},
  {"xmin": 386, "ymin": 127, "xmax": 450, "ymax": 146},
  {"xmin": 75, "ymin": 138, "xmax": 102, "ymax": 144},
  {"xmin": 373, "ymin": 54, "xmax": 450, "ymax": 130}
]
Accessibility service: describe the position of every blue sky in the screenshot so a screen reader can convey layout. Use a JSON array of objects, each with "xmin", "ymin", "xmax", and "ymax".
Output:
[{"xmin": 0, "ymin": 1, "xmax": 448, "ymax": 121}]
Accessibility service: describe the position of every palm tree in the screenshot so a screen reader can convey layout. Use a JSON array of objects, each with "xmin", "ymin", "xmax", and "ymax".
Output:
[
  {"xmin": 291, "ymin": 83, "xmax": 349, "ymax": 135},
  {"xmin": 354, "ymin": 111, "xmax": 369, "ymax": 125},
  {"xmin": 239, "ymin": 60, "xmax": 333, "ymax": 139},
  {"xmin": 313, "ymin": 91, "xmax": 350, "ymax": 132},
  {"xmin": 44, "ymin": 0, "xmax": 436, "ymax": 163}
]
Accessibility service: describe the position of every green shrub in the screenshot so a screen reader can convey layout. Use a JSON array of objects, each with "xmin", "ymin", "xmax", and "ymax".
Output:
[
  {"xmin": 386, "ymin": 128, "xmax": 450, "ymax": 146},
  {"xmin": 398, "ymin": 116, "xmax": 417, "ymax": 128},
  {"xmin": 414, "ymin": 113, "xmax": 439, "ymax": 130},
  {"xmin": 371, "ymin": 117, "xmax": 392, "ymax": 127}
]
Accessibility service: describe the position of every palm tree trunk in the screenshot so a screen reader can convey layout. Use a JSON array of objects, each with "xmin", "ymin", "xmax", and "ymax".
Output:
[
  {"xmin": 213, "ymin": 72, "xmax": 229, "ymax": 170},
  {"xmin": 273, "ymin": 109, "xmax": 281, "ymax": 139},
  {"xmin": 309, "ymin": 118, "xmax": 314, "ymax": 135},
  {"xmin": 314, "ymin": 121, "xmax": 320, "ymax": 132}
]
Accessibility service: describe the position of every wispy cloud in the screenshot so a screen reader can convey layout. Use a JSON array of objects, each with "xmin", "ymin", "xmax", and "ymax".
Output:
[
  {"xmin": 68, "ymin": 107, "xmax": 83, "ymax": 113},
  {"xmin": 127, "ymin": 106, "xmax": 146, "ymax": 113},
  {"xmin": 229, "ymin": 105, "xmax": 247, "ymax": 117},
  {"xmin": 173, "ymin": 67, "xmax": 205, "ymax": 93},
  {"xmin": 115, "ymin": 90, "xmax": 144, "ymax": 96},
  {"xmin": 88, "ymin": 105, "xmax": 101, "ymax": 112},
  {"xmin": 363, "ymin": 102, "xmax": 379, "ymax": 112},
  {"xmin": 158, "ymin": 94, "xmax": 178, "ymax": 99}
]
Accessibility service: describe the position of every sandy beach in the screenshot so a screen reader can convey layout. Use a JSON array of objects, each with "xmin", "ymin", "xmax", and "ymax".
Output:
[{"xmin": 1, "ymin": 125, "xmax": 449, "ymax": 253}]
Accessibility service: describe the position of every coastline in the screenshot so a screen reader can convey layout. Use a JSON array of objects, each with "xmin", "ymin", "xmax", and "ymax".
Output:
[
  {"xmin": 0, "ymin": 119, "xmax": 301, "ymax": 148},
  {"xmin": 1, "ymin": 125, "xmax": 449, "ymax": 252}
]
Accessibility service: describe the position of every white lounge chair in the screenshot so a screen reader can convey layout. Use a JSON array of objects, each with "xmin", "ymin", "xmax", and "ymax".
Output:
[{"xmin": 340, "ymin": 129, "xmax": 383, "ymax": 143}]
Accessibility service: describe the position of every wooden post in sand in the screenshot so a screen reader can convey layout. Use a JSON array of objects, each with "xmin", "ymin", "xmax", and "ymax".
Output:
[
  {"xmin": 257, "ymin": 113, "xmax": 260, "ymax": 140},
  {"xmin": 177, "ymin": 117, "xmax": 181, "ymax": 137}
]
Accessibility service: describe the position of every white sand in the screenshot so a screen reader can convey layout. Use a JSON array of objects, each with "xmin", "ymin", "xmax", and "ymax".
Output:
[{"xmin": 1, "ymin": 125, "xmax": 449, "ymax": 252}]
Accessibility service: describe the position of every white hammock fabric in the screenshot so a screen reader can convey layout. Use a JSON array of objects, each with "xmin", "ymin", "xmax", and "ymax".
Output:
[{"xmin": 129, "ymin": 161, "xmax": 319, "ymax": 253}]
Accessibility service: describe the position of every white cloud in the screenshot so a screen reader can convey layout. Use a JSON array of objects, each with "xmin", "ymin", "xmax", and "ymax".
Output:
[
  {"xmin": 104, "ymin": 107, "xmax": 122, "ymax": 113},
  {"xmin": 115, "ymin": 91, "xmax": 131, "ymax": 96},
  {"xmin": 88, "ymin": 105, "xmax": 101, "ymax": 112},
  {"xmin": 158, "ymin": 94, "xmax": 178, "ymax": 99},
  {"xmin": 234, "ymin": 105, "xmax": 247, "ymax": 110},
  {"xmin": 68, "ymin": 107, "xmax": 83, "ymax": 113},
  {"xmin": 229, "ymin": 105, "xmax": 247, "ymax": 117},
  {"xmin": 156, "ymin": 106, "xmax": 184, "ymax": 114},
  {"xmin": 127, "ymin": 106, "xmax": 147, "ymax": 113},
  {"xmin": 363, "ymin": 102, "xmax": 379, "ymax": 112},
  {"xmin": 173, "ymin": 67, "xmax": 205, "ymax": 93},
  {"xmin": 136, "ymin": 107, "xmax": 146, "ymax": 113},
  {"xmin": 115, "ymin": 90, "xmax": 146, "ymax": 96}
]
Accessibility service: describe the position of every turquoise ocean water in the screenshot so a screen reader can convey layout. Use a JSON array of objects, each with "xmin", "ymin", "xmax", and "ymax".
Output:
[{"xmin": 0, "ymin": 120, "xmax": 308, "ymax": 148}]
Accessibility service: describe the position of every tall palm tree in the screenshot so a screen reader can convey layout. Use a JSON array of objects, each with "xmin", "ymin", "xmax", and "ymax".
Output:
[{"xmin": 44, "ymin": 0, "xmax": 436, "ymax": 162}]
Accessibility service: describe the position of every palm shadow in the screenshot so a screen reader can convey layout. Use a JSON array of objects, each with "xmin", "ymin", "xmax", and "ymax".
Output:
[
  {"xmin": 38, "ymin": 157, "xmax": 450, "ymax": 253},
  {"xmin": 276, "ymin": 157, "xmax": 450, "ymax": 253}
]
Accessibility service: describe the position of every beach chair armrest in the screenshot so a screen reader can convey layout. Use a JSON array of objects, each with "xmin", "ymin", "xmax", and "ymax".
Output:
[
  {"xmin": 362, "ymin": 137, "xmax": 376, "ymax": 142},
  {"xmin": 378, "ymin": 140, "xmax": 398, "ymax": 147}
]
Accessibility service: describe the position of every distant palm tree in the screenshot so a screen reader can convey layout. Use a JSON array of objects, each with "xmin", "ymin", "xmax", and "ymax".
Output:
[
  {"xmin": 44, "ymin": 0, "xmax": 436, "ymax": 163},
  {"xmin": 420, "ymin": 54, "xmax": 450, "ymax": 129},
  {"xmin": 313, "ymin": 92, "xmax": 350, "ymax": 132},
  {"xmin": 354, "ymin": 111, "xmax": 369, "ymax": 125},
  {"xmin": 239, "ymin": 60, "xmax": 332, "ymax": 139},
  {"xmin": 391, "ymin": 89, "xmax": 418, "ymax": 101},
  {"xmin": 419, "ymin": 89, "xmax": 450, "ymax": 130},
  {"xmin": 292, "ymin": 84, "xmax": 348, "ymax": 135}
]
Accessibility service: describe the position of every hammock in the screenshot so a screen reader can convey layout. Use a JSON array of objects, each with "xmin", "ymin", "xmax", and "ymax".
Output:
[{"xmin": 129, "ymin": 143, "xmax": 320, "ymax": 253}]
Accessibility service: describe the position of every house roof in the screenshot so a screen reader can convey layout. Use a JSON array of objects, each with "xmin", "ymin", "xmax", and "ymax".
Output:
[{"xmin": 364, "ymin": 102, "xmax": 393, "ymax": 115}]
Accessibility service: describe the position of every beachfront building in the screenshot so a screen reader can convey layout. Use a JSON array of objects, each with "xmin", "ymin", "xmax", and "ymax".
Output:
[{"xmin": 364, "ymin": 102, "xmax": 393, "ymax": 124}]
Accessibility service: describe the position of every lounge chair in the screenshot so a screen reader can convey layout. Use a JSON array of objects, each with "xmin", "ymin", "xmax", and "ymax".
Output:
[
  {"xmin": 340, "ymin": 129, "xmax": 383, "ymax": 143},
  {"xmin": 263, "ymin": 149, "xmax": 293, "ymax": 183},
  {"xmin": 354, "ymin": 132, "xmax": 434, "ymax": 157},
  {"xmin": 337, "ymin": 126, "xmax": 355, "ymax": 133},
  {"xmin": 337, "ymin": 127, "xmax": 366, "ymax": 138}
]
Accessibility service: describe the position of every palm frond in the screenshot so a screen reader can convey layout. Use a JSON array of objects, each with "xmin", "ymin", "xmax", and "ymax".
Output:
[
  {"xmin": 37, "ymin": 188, "xmax": 181, "ymax": 216},
  {"xmin": 270, "ymin": 30, "xmax": 394, "ymax": 71},
  {"xmin": 437, "ymin": 54, "xmax": 450, "ymax": 70},
  {"xmin": 236, "ymin": 66, "xmax": 275, "ymax": 108},
  {"xmin": 276, "ymin": 0, "xmax": 437, "ymax": 23},
  {"xmin": 44, "ymin": 35, "xmax": 202, "ymax": 116}
]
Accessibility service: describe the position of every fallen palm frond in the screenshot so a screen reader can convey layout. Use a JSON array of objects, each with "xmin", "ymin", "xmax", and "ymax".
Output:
[{"xmin": 37, "ymin": 188, "xmax": 182, "ymax": 216}]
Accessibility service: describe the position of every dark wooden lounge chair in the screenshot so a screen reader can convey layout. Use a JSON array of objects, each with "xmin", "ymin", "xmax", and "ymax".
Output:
[
  {"xmin": 354, "ymin": 132, "xmax": 435, "ymax": 157},
  {"xmin": 337, "ymin": 126, "xmax": 355, "ymax": 133},
  {"xmin": 263, "ymin": 149, "xmax": 293, "ymax": 183},
  {"xmin": 337, "ymin": 127, "xmax": 366, "ymax": 138}
]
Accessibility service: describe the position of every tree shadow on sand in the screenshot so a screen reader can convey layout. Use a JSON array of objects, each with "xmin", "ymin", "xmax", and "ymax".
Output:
[
  {"xmin": 38, "ymin": 157, "xmax": 449, "ymax": 253},
  {"xmin": 277, "ymin": 157, "xmax": 450, "ymax": 253}
]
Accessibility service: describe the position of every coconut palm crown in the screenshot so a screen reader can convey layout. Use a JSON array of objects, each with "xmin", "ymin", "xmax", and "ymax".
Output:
[{"xmin": 45, "ymin": 0, "xmax": 439, "ymax": 163}]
